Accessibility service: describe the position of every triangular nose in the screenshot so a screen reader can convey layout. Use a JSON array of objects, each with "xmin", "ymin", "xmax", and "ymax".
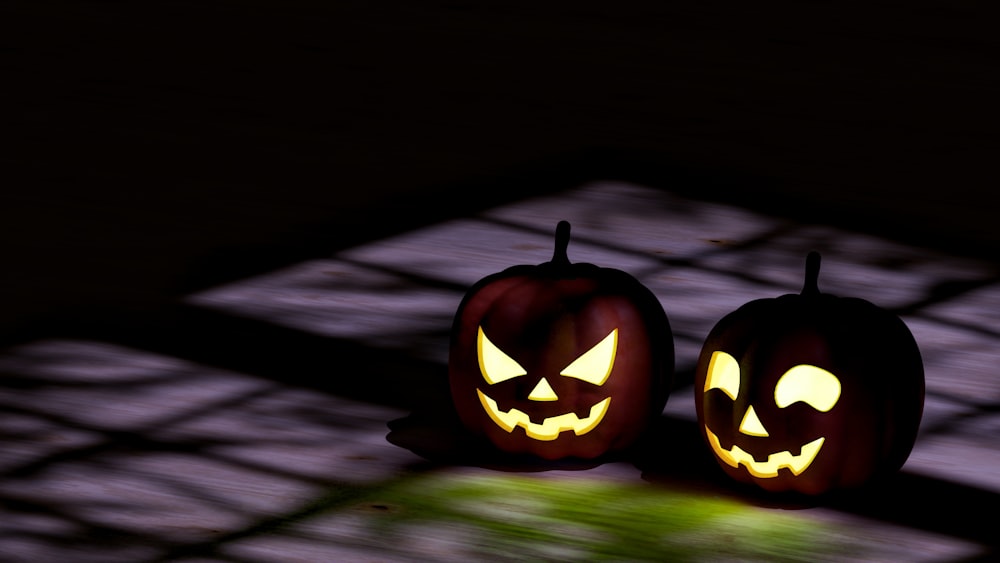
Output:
[
  {"xmin": 739, "ymin": 405, "xmax": 769, "ymax": 437},
  {"xmin": 528, "ymin": 377, "xmax": 559, "ymax": 401}
]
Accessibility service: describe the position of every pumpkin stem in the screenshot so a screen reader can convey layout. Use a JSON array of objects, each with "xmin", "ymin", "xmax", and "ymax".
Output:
[
  {"xmin": 551, "ymin": 220, "xmax": 572, "ymax": 265},
  {"xmin": 802, "ymin": 251, "xmax": 821, "ymax": 296}
]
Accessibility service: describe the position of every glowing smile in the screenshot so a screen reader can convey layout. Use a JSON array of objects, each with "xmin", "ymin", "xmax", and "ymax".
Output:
[
  {"xmin": 477, "ymin": 389, "xmax": 610, "ymax": 441},
  {"xmin": 706, "ymin": 428, "xmax": 825, "ymax": 478}
]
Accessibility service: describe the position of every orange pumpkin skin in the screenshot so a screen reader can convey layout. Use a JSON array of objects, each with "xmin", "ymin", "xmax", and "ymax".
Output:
[
  {"xmin": 449, "ymin": 221, "xmax": 674, "ymax": 460},
  {"xmin": 694, "ymin": 252, "xmax": 924, "ymax": 495}
]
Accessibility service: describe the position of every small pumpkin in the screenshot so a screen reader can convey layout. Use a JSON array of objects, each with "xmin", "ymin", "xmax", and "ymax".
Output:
[
  {"xmin": 694, "ymin": 251, "xmax": 924, "ymax": 495},
  {"xmin": 448, "ymin": 220, "xmax": 674, "ymax": 460}
]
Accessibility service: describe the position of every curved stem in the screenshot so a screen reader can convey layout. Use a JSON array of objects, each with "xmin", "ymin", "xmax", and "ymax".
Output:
[
  {"xmin": 802, "ymin": 251, "xmax": 821, "ymax": 296},
  {"xmin": 551, "ymin": 220, "xmax": 572, "ymax": 265}
]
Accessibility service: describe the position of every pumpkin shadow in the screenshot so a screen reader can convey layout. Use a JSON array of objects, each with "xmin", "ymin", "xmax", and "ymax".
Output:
[{"xmin": 821, "ymin": 471, "xmax": 1000, "ymax": 549}]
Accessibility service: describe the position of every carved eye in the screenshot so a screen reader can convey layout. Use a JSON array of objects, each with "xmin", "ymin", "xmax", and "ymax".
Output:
[
  {"xmin": 774, "ymin": 365, "xmax": 841, "ymax": 412},
  {"xmin": 560, "ymin": 329, "xmax": 618, "ymax": 386},
  {"xmin": 478, "ymin": 326, "xmax": 527, "ymax": 385},
  {"xmin": 704, "ymin": 350, "xmax": 740, "ymax": 400}
]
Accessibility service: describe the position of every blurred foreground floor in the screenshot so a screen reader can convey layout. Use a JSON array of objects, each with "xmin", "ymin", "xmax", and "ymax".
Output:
[{"xmin": 2, "ymin": 181, "xmax": 999, "ymax": 562}]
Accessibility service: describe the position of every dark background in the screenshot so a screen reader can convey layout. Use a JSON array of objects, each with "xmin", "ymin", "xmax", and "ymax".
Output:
[{"xmin": 4, "ymin": 1, "xmax": 998, "ymax": 342}]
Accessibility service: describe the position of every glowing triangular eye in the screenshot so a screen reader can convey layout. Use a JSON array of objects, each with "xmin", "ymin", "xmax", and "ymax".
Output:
[
  {"xmin": 478, "ymin": 326, "xmax": 527, "ymax": 385},
  {"xmin": 774, "ymin": 365, "xmax": 841, "ymax": 412},
  {"xmin": 560, "ymin": 329, "xmax": 617, "ymax": 386},
  {"xmin": 704, "ymin": 351, "xmax": 740, "ymax": 400}
]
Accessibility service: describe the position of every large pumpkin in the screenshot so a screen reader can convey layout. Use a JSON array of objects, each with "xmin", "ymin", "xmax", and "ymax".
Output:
[
  {"xmin": 694, "ymin": 251, "xmax": 924, "ymax": 495},
  {"xmin": 449, "ymin": 221, "xmax": 674, "ymax": 460}
]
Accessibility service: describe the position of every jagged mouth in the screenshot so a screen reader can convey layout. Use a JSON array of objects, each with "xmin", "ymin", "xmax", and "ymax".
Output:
[
  {"xmin": 705, "ymin": 428, "xmax": 825, "ymax": 478},
  {"xmin": 477, "ymin": 389, "xmax": 610, "ymax": 441}
]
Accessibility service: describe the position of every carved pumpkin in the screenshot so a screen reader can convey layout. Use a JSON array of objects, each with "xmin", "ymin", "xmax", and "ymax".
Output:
[
  {"xmin": 694, "ymin": 251, "xmax": 924, "ymax": 495},
  {"xmin": 449, "ymin": 221, "xmax": 674, "ymax": 460}
]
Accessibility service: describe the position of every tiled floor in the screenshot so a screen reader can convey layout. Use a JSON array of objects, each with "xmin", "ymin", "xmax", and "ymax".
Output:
[{"xmin": 2, "ymin": 181, "xmax": 998, "ymax": 561}]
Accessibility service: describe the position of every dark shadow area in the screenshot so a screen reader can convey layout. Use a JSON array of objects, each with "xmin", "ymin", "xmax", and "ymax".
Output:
[
  {"xmin": 827, "ymin": 472, "xmax": 1000, "ymax": 553},
  {"xmin": 33, "ymin": 304, "xmax": 449, "ymax": 412},
  {"xmin": 5, "ymin": 0, "xmax": 1000, "ymax": 345}
]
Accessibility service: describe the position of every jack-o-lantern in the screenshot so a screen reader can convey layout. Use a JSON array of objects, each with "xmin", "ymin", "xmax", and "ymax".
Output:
[
  {"xmin": 449, "ymin": 221, "xmax": 674, "ymax": 460},
  {"xmin": 694, "ymin": 251, "xmax": 924, "ymax": 495}
]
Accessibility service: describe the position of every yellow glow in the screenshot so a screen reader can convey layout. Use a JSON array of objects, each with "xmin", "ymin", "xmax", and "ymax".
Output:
[
  {"xmin": 560, "ymin": 329, "xmax": 618, "ymax": 385},
  {"xmin": 477, "ymin": 389, "xmax": 611, "ymax": 441},
  {"xmin": 706, "ymin": 428, "xmax": 825, "ymax": 478},
  {"xmin": 528, "ymin": 377, "xmax": 559, "ymax": 401},
  {"xmin": 774, "ymin": 365, "xmax": 841, "ymax": 412},
  {"xmin": 704, "ymin": 350, "xmax": 740, "ymax": 400},
  {"xmin": 738, "ymin": 406, "xmax": 769, "ymax": 437},
  {"xmin": 478, "ymin": 326, "xmax": 527, "ymax": 385}
]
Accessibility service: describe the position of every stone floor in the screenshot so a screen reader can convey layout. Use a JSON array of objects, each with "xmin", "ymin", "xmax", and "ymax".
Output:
[{"xmin": 2, "ymin": 181, "xmax": 998, "ymax": 562}]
